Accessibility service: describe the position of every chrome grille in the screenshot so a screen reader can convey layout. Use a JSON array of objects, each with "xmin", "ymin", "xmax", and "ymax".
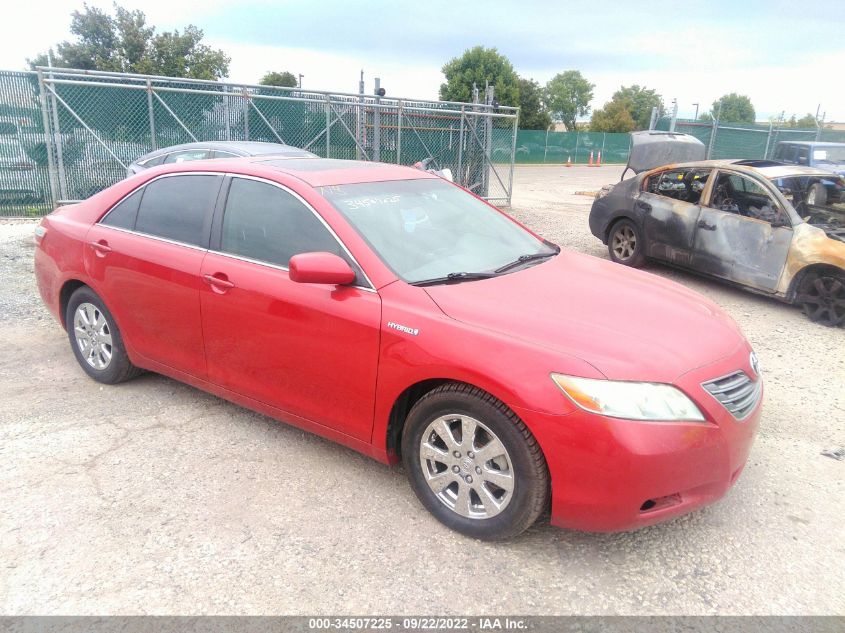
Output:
[{"xmin": 702, "ymin": 371, "xmax": 762, "ymax": 420}]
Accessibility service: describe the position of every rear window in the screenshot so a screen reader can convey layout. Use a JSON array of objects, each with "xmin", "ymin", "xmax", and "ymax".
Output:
[
  {"xmin": 101, "ymin": 189, "xmax": 142, "ymax": 230},
  {"xmin": 134, "ymin": 175, "xmax": 221, "ymax": 247}
]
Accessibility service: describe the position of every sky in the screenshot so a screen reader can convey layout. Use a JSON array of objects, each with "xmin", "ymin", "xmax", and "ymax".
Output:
[{"xmin": 2, "ymin": 0, "xmax": 844, "ymax": 122}]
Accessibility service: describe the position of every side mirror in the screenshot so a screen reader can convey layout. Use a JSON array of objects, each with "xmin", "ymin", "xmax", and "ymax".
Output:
[{"xmin": 288, "ymin": 252, "xmax": 356, "ymax": 286}]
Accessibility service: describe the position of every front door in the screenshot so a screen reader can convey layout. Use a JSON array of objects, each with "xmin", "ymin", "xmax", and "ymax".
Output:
[
  {"xmin": 693, "ymin": 169, "xmax": 792, "ymax": 292},
  {"xmin": 199, "ymin": 176, "xmax": 381, "ymax": 441}
]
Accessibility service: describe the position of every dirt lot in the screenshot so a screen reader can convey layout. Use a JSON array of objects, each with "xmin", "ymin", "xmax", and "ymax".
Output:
[{"xmin": 1, "ymin": 165, "xmax": 843, "ymax": 615}]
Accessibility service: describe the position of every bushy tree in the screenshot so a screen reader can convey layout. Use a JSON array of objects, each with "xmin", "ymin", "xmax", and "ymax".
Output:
[
  {"xmin": 28, "ymin": 3, "xmax": 230, "ymax": 80},
  {"xmin": 708, "ymin": 93, "xmax": 755, "ymax": 123},
  {"xmin": 544, "ymin": 71, "xmax": 593, "ymax": 131},
  {"xmin": 590, "ymin": 100, "xmax": 636, "ymax": 133},
  {"xmin": 610, "ymin": 85, "xmax": 664, "ymax": 130},
  {"xmin": 784, "ymin": 113, "xmax": 819, "ymax": 128},
  {"xmin": 260, "ymin": 71, "xmax": 298, "ymax": 88},
  {"xmin": 517, "ymin": 78, "xmax": 551, "ymax": 130},
  {"xmin": 439, "ymin": 46, "xmax": 519, "ymax": 106}
]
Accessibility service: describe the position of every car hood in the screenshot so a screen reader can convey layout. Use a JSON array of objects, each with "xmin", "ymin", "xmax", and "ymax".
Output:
[{"xmin": 424, "ymin": 252, "xmax": 745, "ymax": 383}]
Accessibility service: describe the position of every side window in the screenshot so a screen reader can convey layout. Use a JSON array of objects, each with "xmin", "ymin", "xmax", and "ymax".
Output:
[
  {"xmin": 220, "ymin": 178, "xmax": 348, "ymax": 269},
  {"xmin": 141, "ymin": 155, "xmax": 166, "ymax": 167},
  {"xmin": 797, "ymin": 147, "xmax": 809, "ymax": 165},
  {"xmin": 164, "ymin": 149, "xmax": 210, "ymax": 164},
  {"xmin": 646, "ymin": 168, "xmax": 711, "ymax": 204},
  {"xmin": 135, "ymin": 175, "xmax": 220, "ymax": 246},
  {"xmin": 709, "ymin": 172, "xmax": 782, "ymax": 224},
  {"xmin": 211, "ymin": 151, "xmax": 238, "ymax": 159},
  {"xmin": 101, "ymin": 189, "xmax": 143, "ymax": 230}
]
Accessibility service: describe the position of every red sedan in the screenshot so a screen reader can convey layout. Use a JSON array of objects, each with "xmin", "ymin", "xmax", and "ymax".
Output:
[{"xmin": 34, "ymin": 157, "xmax": 762, "ymax": 540}]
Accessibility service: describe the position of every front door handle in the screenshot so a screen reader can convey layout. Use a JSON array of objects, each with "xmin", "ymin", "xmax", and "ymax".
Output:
[
  {"xmin": 203, "ymin": 273, "xmax": 235, "ymax": 293},
  {"xmin": 697, "ymin": 220, "xmax": 717, "ymax": 231}
]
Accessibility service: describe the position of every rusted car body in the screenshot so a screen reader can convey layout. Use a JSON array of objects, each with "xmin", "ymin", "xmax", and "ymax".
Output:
[{"xmin": 590, "ymin": 144, "xmax": 845, "ymax": 325}]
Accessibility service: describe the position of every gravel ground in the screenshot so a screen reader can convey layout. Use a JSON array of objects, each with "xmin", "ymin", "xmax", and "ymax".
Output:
[{"xmin": 0, "ymin": 166, "xmax": 843, "ymax": 615}]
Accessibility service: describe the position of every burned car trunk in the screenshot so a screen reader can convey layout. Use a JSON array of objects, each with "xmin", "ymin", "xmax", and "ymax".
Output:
[{"xmin": 622, "ymin": 132, "xmax": 706, "ymax": 179}]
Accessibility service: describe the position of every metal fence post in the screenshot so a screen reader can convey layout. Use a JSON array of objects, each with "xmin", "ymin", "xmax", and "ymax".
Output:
[
  {"xmin": 146, "ymin": 79, "xmax": 157, "ymax": 149},
  {"xmin": 763, "ymin": 121, "xmax": 773, "ymax": 159},
  {"xmin": 45, "ymin": 71, "xmax": 68, "ymax": 200},
  {"xmin": 325, "ymin": 95, "xmax": 331, "ymax": 158},
  {"xmin": 707, "ymin": 101, "xmax": 722, "ymax": 159},
  {"xmin": 242, "ymin": 87, "xmax": 249, "ymax": 140},
  {"xmin": 457, "ymin": 107, "xmax": 465, "ymax": 186},
  {"xmin": 36, "ymin": 70, "xmax": 59, "ymax": 210},
  {"xmin": 507, "ymin": 110, "xmax": 518, "ymax": 206},
  {"xmin": 396, "ymin": 100, "xmax": 403, "ymax": 164},
  {"xmin": 373, "ymin": 77, "xmax": 381, "ymax": 162},
  {"xmin": 223, "ymin": 85, "xmax": 231, "ymax": 141},
  {"xmin": 543, "ymin": 125, "xmax": 549, "ymax": 164}
]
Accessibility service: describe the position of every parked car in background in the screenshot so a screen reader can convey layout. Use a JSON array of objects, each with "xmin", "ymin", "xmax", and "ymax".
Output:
[
  {"xmin": 590, "ymin": 154, "xmax": 845, "ymax": 326},
  {"xmin": 126, "ymin": 141, "xmax": 317, "ymax": 177},
  {"xmin": 35, "ymin": 156, "xmax": 761, "ymax": 540},
  {"xmin": 773, "ymin": 141, "xmax": 845, "ymax": 177},
  {"xmin": 0, "ymin": 136, "xmax": 43, "ymax": 203}
]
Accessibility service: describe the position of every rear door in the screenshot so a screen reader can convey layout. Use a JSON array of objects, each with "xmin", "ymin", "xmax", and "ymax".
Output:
[
  {"xmin": 692, "ymin": 169, "xmax": 792, "ymax": 291},
  {"xmin": 638, "ymin": 167, "xmax": 712, "ymax": 266},
  {"xmin": 198, "ymin": 175, "xmax": 381, "ymax": 441},
  {"xmin": 85, "ymin": 173, "xmax": 222, "ymax": 377}
]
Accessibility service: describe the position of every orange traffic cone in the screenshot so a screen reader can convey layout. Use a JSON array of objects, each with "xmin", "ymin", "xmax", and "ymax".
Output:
[
  {"xmin": 588, "ymin": 151, "xmax": 594, "ymax": 166},
  {"xmin": 566, "ymin": 156, "xmax": 572, "ymax": 167},
  {"xmin": 596, "ymin": 151, "xmax": 602, "ymax": 166}
]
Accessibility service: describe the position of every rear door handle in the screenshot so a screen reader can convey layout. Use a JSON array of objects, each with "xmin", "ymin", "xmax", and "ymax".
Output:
[
  {"xmin": 89, "ymin": 240, "xmax": 112, "ymax": 255},
  {"xmin": 203, "ymin": 273, "xmax": 235, "ymax": 292},
  {"xmin": 697, "ymin": 220, "xmax": 717, "ymax": 231}
]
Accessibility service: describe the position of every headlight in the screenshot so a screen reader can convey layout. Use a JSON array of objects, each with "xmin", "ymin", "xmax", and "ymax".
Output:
[{"xmin": 551, "ymin": 373, "xmax": 705, "ymax": 422}]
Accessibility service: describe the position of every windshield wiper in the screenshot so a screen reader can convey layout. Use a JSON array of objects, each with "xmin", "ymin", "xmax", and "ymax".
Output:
[
  {"xmin": 494, "ymin": 250, "xmax": 557, "ymax": 273},
  {"xmin": 410, "ymin": 271, "xmax": 499, "ymax": 287}
]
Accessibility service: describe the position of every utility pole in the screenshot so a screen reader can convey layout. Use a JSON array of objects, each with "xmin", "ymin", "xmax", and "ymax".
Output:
[{"xmin": 692, "ymin": 103, "xmax": 699, "ymax": 121}]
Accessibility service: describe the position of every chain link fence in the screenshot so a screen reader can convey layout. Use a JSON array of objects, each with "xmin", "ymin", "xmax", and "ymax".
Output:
[
  {"xmin": 514, "ymin": 130, "xmax": 631, "ymax": 164},
  {"xmin": 0, "ymin": 68, "xmax": 518, "ymax": 216},
  {"xmin": 655, "ymin": 117, "xmax": 845, "ymax": 160}
]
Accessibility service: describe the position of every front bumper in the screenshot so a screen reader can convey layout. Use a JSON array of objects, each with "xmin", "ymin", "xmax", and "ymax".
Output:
[{"xmin": 516, "ymin": 352, "xmax": 762, "ymax": 532}]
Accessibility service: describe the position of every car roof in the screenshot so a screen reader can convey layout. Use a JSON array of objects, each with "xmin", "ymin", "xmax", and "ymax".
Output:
[
  {"xmin": 775, "ymin": 141, "xmax": 845, "ymax": 148},
  {"xmin": 145, "ymin": 156, "xmax": 438, "ymax": 187},
  {"xmin": 648, "ymin": 159, "xmax": 841, "ymax": 181},
  {"xmin": 134, "ymin": 141, "xmax": 316, "ymax": 162}
]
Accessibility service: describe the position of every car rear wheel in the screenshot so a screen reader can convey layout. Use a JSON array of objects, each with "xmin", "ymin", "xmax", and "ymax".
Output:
[
  {"xmin": 795, "ymin": 271, "xmax": 845, "ymax": 326},
  {"xmin": 66, "ymin": 286, "xmax": 143, "ymax": 383},
  {"xmin": 608, "ymin": 219, "xmax": 646, "ymax": 267},
  {"xmin": 401, "ymin": 383, "xmax": 549, "ymax": 540}
]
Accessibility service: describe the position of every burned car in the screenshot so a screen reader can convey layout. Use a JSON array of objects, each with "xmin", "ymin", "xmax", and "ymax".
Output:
[{"xmin": 590, "ymin": 132, "xmax": 845, "ymax": 326}]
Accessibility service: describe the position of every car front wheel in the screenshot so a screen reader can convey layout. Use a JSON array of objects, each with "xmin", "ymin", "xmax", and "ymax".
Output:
[
  {"xmin": 401, "ymin": 383, "xmax": 549, "ymax": 540},
  {"xmin": 66, "ymin": 286, "xmax": 142, "ymax": 383},
  {"xmin": 796, "ymin": 271, "xmax": 845, "ymax": 326},
  {"xmin": 608, "ymin": 219, "xmax": 646, "ymax": 267}
]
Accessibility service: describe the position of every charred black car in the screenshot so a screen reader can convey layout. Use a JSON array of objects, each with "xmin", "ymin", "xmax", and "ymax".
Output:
[{"xmin": 589, "ymin": 132, "xmax": 845, "ymax": 326}]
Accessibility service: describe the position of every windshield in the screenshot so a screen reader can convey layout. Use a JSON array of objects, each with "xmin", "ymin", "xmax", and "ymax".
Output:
[
  {"xmin": 319, "ymin": 179, "xmax": 556, "ymax": 283},
  {"xmin": 812, "ymin": 147, "xmax": 845, "ymax": 164}
]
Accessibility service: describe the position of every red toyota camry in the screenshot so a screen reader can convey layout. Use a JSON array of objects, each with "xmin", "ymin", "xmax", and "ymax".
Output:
[{"xmin": 34, "ymin": 156, "xmax": 762, "ymax": 540}]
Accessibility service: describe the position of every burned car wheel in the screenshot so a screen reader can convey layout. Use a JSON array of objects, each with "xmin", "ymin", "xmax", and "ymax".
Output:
[
  {"xmin": 796, "ymin": 271, "xmax": 845, "ymax": 327},
  {"xmin": 806, "ymin": 183, "xmax": 828, "ymax": 207},
  {"xmin": 608, "ymin": 219, "xmax": 646, "ymax": 267},
  {"xmin": 401, "ymin": 383, "xmax": 549, "ymax": 541}
]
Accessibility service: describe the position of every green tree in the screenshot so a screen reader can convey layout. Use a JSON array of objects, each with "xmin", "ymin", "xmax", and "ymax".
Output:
[
  {"xmin": 517, "ymin": 78, "xmax": 551, "ymax": 130},
  {"xmin": 28, "ymin": 3, "xmax": 230, "ymax": 80},
  {"xmin": 610, "ymin": 85, "xmax": 663, "ymax": 130},
  {"xmin": 439, "ymin": 46, "xmax": 519, "ymax": 106},
  {"xmin": 708, "ymin": 93, "xmax": 755, "ymax": 123},
  {"xmin": 260, "ymin": 71, "xmax": 298, "ymax": 88},
  {"xmin": 783, "ymin": 113, "xmax": 818, "ymax": 128},
  {"xmin": 589, "ymin": 100, "xmax": 636, "ymax": 133},
  {"xmin": 544, "ymin": 71, "xmax": 594, "ymax": 131}
]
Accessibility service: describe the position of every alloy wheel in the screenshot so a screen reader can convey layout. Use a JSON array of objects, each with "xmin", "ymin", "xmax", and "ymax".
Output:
[
  {"xmin": 73, "ymin": 302, "xmax": 114, "ymax": 370},
  {"xmin": 612, "ymin": 225, "xmax": 637, "ymax": 260},
  {"xmin": 797, "ymin": 275, "xmax": 845, "ymax": 326},
  {"xmin": 418, "ymin": 414, "xmax": 515, "ymax": 519}
]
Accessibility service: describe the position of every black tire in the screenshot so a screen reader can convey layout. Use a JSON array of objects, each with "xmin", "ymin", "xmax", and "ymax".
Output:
[
  {"xmin": 65, "ymin": 286, "xmax": 143, "ymax": 383},
  {"xmin": 806, "ymin": 183, "xmax": 828, "ymax": 207},
  {"xmin": 795, "ymin": 271, "xmax": 845, "ymax": 327},
  {"xmin": 401, "ymin": 383, "xmax": 549, "ymax": 541},
  {"xmin": 607, "ymin": 218, "xmax": 646, "ymax": 267}
]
